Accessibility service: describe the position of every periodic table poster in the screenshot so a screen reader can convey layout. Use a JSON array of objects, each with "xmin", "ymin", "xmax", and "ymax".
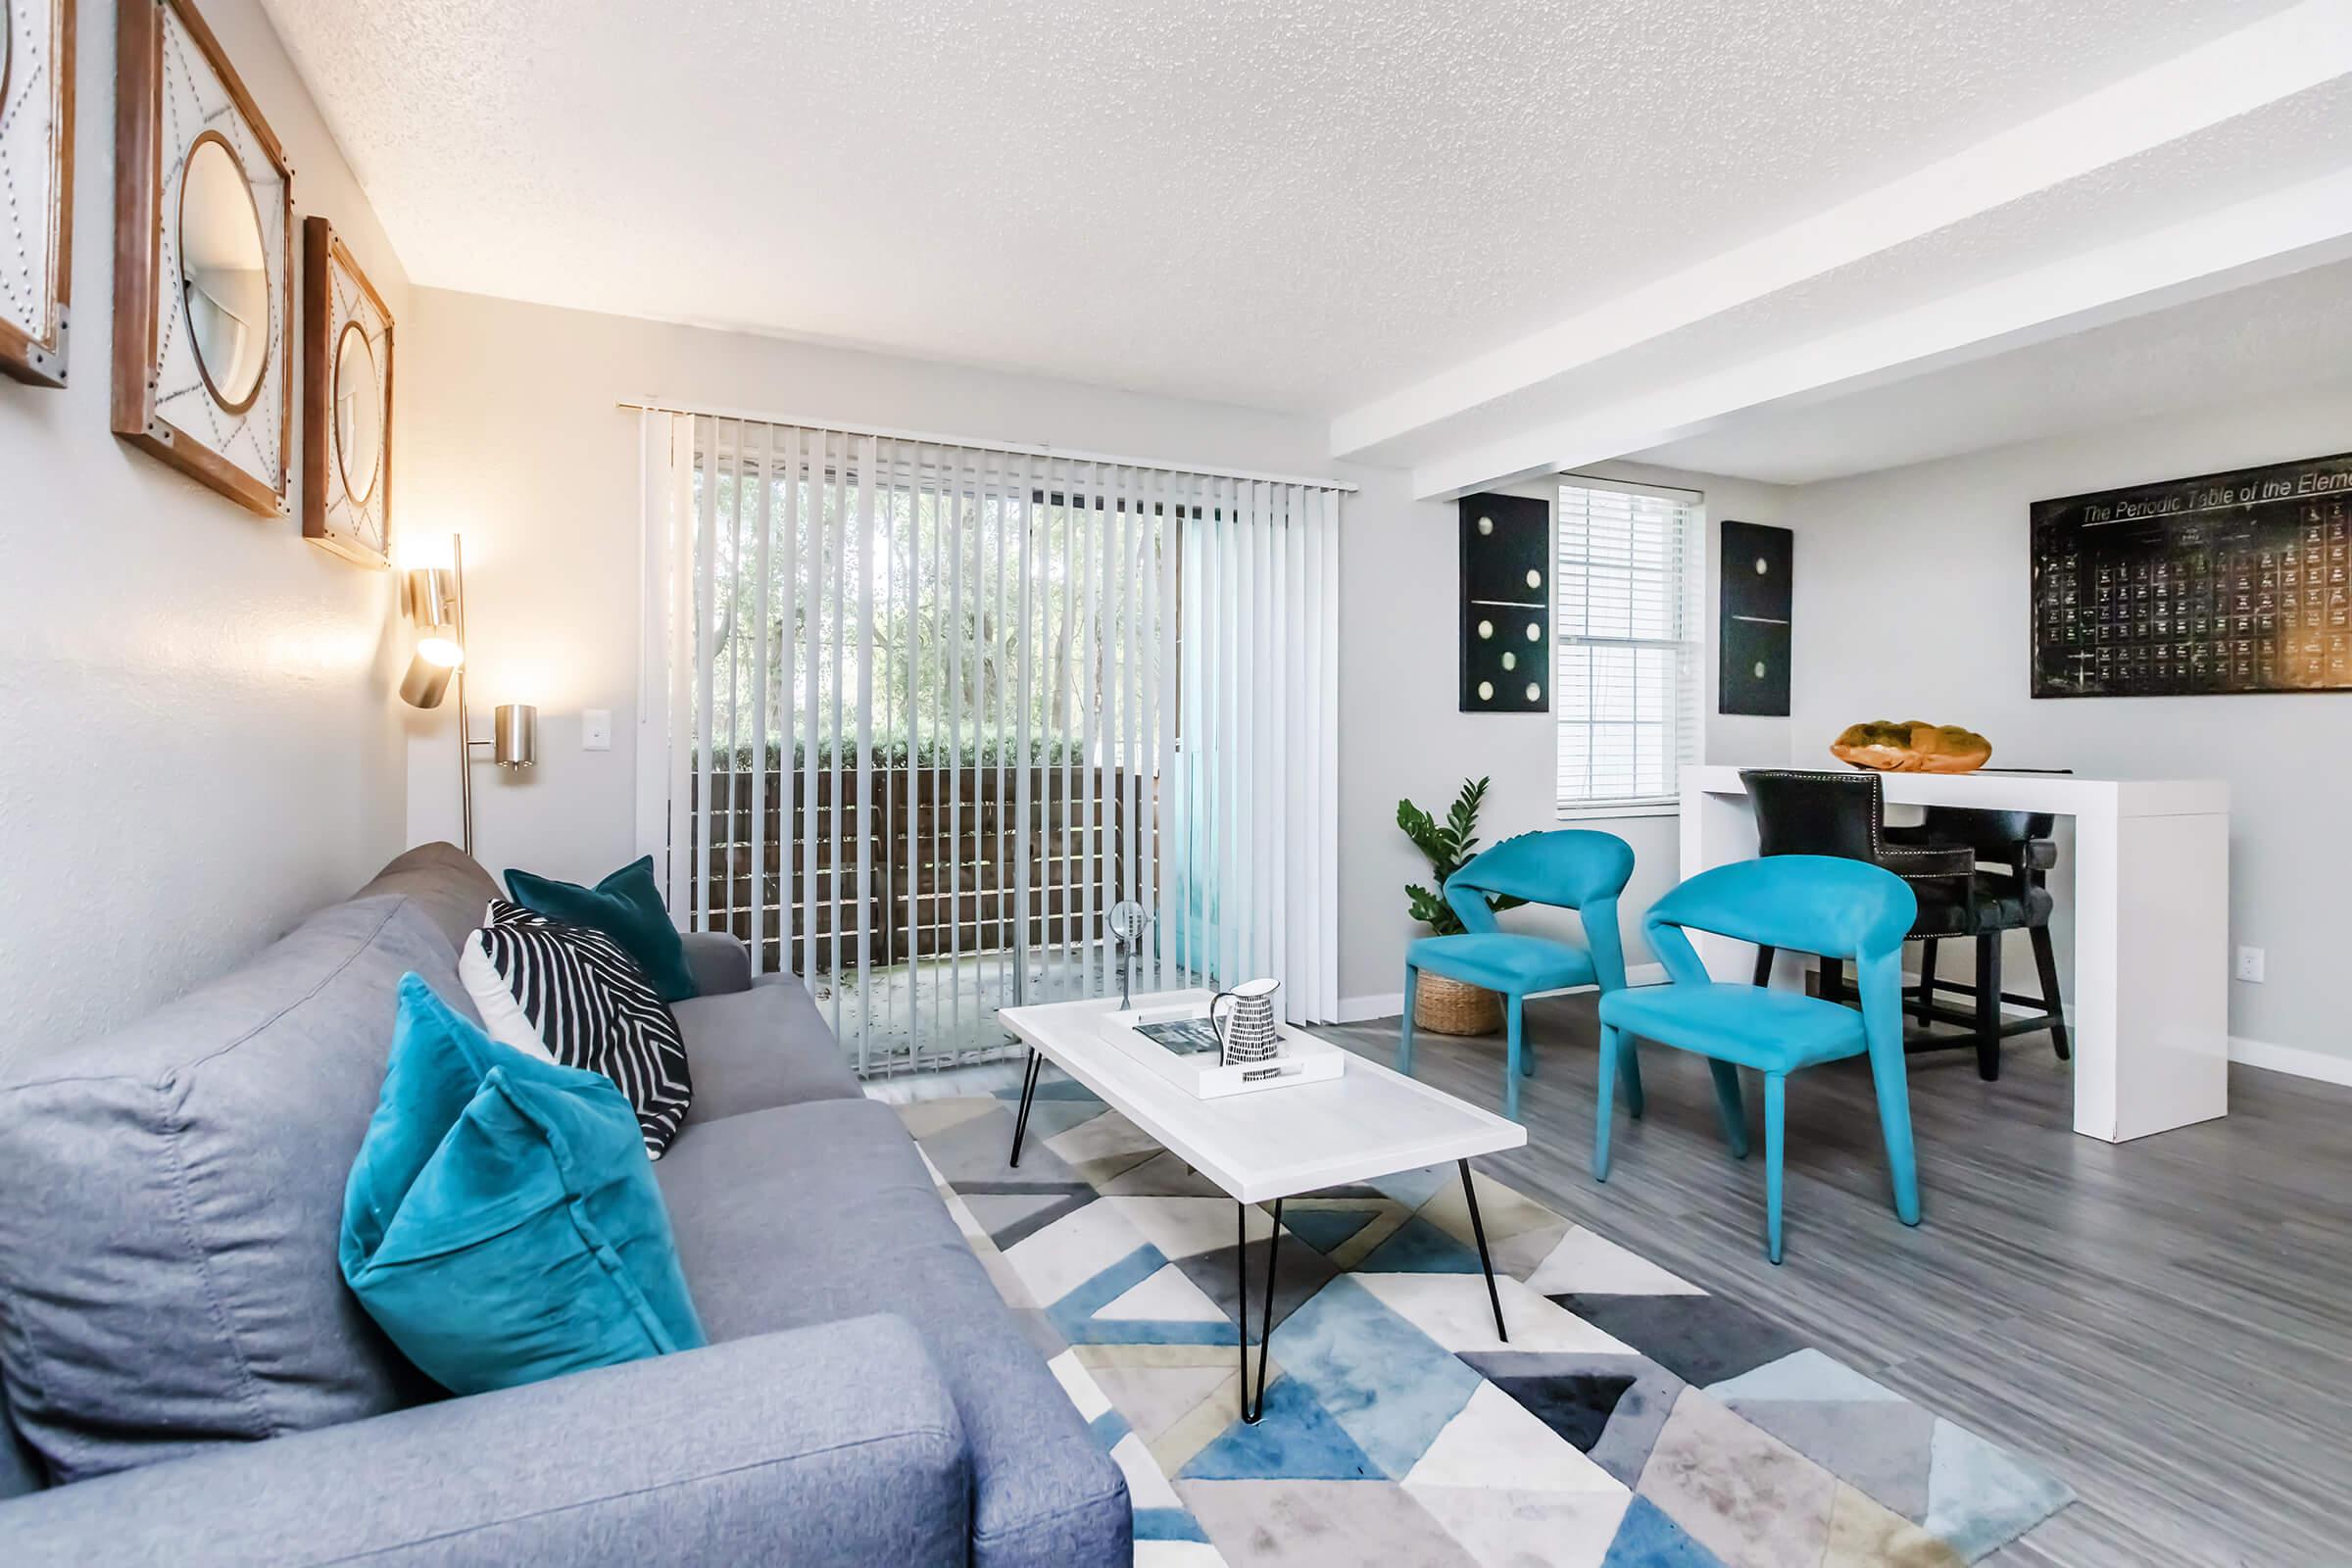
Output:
[{"xmin": 2031, "ymin": 451, "xmax": 2352, "ymax": 698}]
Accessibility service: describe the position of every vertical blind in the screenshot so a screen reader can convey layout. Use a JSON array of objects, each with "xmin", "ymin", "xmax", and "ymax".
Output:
[
  {"xmin": 636, "ymin": 411, "xmax": 1344, "ymax": 1073},
  {"xmin": 1554, "ymin": 478, "xmax": 1700, "ymax": 811}
]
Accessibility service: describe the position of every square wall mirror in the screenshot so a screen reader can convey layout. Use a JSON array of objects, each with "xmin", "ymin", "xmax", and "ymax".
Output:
[
  {"xmin": 302, "ymin": 217, "xmax": 394, "ymax": 567},
  {"xmin": 111, "ymin": 0, "xmax": 293, "ymax": 517},
  {"xmin": 0, "ymin": 0, "xmax": 75, "ymax": 387}
]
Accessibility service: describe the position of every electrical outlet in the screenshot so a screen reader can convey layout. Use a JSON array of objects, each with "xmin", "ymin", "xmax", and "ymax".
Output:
[
  {"xmin": 2234, "ymin": 945, "xmax": 2266, "ymax": 984},
  {"xmin": 582, "ymin": 710, "xmax": 612, "ymax": 752}
]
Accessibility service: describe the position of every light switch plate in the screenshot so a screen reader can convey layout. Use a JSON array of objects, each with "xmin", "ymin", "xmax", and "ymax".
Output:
[{"xmin": 582, "ymin": 710, "xmax": 612, "ymax": 751}]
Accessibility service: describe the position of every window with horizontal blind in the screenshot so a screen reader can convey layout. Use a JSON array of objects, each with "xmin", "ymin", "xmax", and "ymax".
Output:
[{"xmin": 1554, "ymin": 479, "xmax": 1699, "ymax": 815}]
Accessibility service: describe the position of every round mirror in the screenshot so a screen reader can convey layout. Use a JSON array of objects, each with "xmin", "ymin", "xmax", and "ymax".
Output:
[
  {"xmin": 333, "ymin": 322, "xmax": 382, "ymax": 503},
  {"xmin": 178, "ymin": 133, "xmax": 270, "ymax": 413}
]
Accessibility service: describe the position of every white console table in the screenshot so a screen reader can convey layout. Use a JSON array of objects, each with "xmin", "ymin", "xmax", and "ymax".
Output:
[{"xmin": 1680, "ymin": 765, "xmax": 2230, "ymax": 1143}]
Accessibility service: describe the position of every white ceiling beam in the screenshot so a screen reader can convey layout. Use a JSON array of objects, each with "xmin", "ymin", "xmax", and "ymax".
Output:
[
  {"xmin": 1333, "ymin": 0, "xmax": 2352, "ymax": 466},
  {"xmin": 1408, "ymin": 168, "xmax": 2352, "ymax": 500}
]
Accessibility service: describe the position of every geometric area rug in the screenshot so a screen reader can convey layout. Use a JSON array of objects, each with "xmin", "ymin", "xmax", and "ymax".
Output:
[{"xmin": 894, "ymin": 1077, "xmax": 2074, "ymax": 1567}]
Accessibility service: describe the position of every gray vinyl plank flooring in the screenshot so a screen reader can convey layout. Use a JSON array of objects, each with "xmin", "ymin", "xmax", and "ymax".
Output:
[{"xmin": 1321, "ymin": 995, "xmax": 2352, "ymax": 1568}]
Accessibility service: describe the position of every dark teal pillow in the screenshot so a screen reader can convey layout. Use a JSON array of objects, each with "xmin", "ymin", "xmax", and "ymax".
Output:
[
  {"xmin": 504, "ymin": 857, "xmax": 699, "ymax": 1003},
  {"xmin": 341, "ymin": 975, "xmax": 706, "ymax": 1396}
]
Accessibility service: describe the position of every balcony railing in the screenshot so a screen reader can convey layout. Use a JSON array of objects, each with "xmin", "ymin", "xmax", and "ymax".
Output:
[{"xmin": 687, "ymin": 762, "xmax": 1152, "ymax": 977}]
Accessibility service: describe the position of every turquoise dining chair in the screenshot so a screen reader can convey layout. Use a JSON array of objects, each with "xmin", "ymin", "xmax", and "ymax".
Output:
[
  {"xmin": 1593, "ymin": 855, "xmax": 1922, "ymax": 1264},
  {"xmin": 1397, "ymin": 829, "xmax": 1634, "ymax": 1121}
]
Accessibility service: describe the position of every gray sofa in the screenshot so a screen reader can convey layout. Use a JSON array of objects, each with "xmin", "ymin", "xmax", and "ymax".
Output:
[{"xmin": 0, "ymin": 844, "xmax": 1129, "ymax": 1565}]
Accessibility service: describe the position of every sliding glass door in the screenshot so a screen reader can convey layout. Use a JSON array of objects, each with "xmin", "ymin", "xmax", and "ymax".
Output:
[{"xmin": 639, "ymin": 414, "xmax": 1342, "ymax": 1075}]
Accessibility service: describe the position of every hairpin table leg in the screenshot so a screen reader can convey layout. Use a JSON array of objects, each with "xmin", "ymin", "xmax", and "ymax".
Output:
[
  {"xmin": 1237, "ymin": 1197, "xmax": 1285, "ymax": 1424},
  {"xmin": 1008, "ymin": 1049, "xmax": 1044, "ymax": 1168},
  {"xmin": 1460, "ymin": 1159, "xmax": 1507, "ymax": 1342}
]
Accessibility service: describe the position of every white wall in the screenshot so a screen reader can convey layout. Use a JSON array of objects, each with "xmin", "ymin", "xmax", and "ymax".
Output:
[
  {"xmin": 0, "ymin": 0, "xmax": 412, "ymax": 1068},
  {"xmin": 399, "ymin": 297, "xmax": 1787, "ymax": 1020},
  {"xmin": 397, "ymin": 287, "xmax": 1409, "ymax": 891},
  {"xmin": 1788, "ymin": 384, "xmax": 2352, "ymax": 1066},
  {"xmin": 1334, "ymin": 462, "xmax": 1795, "ymax": 1012}
]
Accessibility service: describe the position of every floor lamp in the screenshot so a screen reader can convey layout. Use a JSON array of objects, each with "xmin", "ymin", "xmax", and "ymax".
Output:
[{"xmin": 398, "ymin": 534, "xmax": 536, "ymax": 857}]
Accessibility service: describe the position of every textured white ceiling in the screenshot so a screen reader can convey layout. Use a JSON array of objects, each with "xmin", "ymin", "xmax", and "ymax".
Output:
[
  {"xmin": 1354, "ymin": 70, "xmax": 2352, "ymax": 472},
  {"xmin": 1633, "ymin": 257, "xmax": 2352, "ymax": 483},
  {"xmin": 264, "ymin": 0, "xmax": 2298, "ymax": 416}
]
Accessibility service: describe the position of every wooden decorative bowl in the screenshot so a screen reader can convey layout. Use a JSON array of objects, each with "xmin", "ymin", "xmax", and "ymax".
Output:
[{"xmin": 1830, "ymin": 720, "xmax": 1991, "ymax": 774}]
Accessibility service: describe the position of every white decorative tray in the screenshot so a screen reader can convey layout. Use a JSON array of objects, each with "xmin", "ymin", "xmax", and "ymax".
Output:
[{"xmin": 1100, "ymin": 996, "xmax": 1346, "ymax": 1099}]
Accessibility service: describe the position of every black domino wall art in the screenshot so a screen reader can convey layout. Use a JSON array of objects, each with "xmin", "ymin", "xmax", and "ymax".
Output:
[
  {"xmin": 1459, "ymin": 493, "xmax": 1550, "ymax": 712},
  {"xmin": 1719, "ymin": 520, "xmax": 1792, "ymax": 716}
]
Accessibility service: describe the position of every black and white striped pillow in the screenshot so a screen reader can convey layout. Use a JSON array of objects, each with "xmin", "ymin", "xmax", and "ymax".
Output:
[{"xmin": 460, "ymin": 900, "xmax": 694, "ymax": 1158}]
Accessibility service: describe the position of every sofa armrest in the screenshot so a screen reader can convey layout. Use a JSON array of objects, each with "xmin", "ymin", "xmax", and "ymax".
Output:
[
  {"xmin": 680, "ymin": 930, "xmax": 754, "ymax": 995},
  {"xmin": 1, "ymin": 1315, "xmax": 967, "ymax": 1568}
]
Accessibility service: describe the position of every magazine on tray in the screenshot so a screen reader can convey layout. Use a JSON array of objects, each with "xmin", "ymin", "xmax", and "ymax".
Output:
[{"xmin": 1100, "ymin": 995, "xmax": 1346, "ymax": 1099}]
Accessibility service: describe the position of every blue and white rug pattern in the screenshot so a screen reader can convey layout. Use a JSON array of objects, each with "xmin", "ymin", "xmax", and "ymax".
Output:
[{"xmin": 896, "ymin": 1079, "xmax": 2072, "ymax": 1567}]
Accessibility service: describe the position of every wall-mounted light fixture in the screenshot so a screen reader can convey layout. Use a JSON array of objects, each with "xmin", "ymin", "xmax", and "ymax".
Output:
[
  {"xmin": 398, "ymin": 534, "xmax": 534, "ymax": 855},
  {"xmin": 491, "ymin": 703, "xmax": 537, "ymax": 769}
]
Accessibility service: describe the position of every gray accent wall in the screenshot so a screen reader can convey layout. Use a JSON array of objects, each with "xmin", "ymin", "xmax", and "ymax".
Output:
[
  {"xmin": 0, "ymin": 0, "xmax": 412, "ymax": 1070},
  {"xmin": 1788, "ymin": 384, "xmax": 2352, "ymax": 1071}
]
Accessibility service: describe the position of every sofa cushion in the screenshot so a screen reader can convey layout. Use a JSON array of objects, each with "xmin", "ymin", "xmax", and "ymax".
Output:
[
  {"xmin": 673, "ymin": 979, "xmax": 860, "ymax": 1122},
  {"xmin": 466, "ymin": 901, "xmax": 695, "ymax": 1158},
  {"xmin": 0, "ymin": 1408, "xmax": 42, "ymax": 1500},
  {"xmin": 350, "ymin": 842, "xmax": 502, "ymax": 955},
  {"xmin": 343, "ymin": 976, "xmax": 706, "ymax": 1395},
  {"xmin": 505, "ymin": 856, "xmax": 702, "ymax": 1004},
  {"xmin": 656, "ymin": 1099, "xmax": 1129, "ymax": 1568},
  {"xmin": 0, "ymin": 897, "xmax": 464, "ymax": 1483}
]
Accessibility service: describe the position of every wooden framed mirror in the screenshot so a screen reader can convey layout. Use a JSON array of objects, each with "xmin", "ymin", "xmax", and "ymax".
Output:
[
  {"xmin": 301, "ymin": 216, "xmax": 394, "ymax": 566},
  {"xmin": 0, "ymin": 0, "xmax": 74, "ymax": 387},
  {"xmin": 110, "ymin": 0, "xmax": 293, "ymax": 517}
]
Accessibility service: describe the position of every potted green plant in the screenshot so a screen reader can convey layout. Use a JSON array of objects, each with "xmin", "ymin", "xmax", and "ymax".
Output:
[{"xmin": 1396, "ymin": 777, "xmax": 1524, "ymax": 1036}]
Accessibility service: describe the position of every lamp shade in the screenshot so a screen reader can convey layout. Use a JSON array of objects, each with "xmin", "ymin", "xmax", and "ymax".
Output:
[
  {"xmin": 399, "ymin": 637, "xmax": 465, "ymax": 709},
  {"xmin": 492, "ymin": 704, "xmax": 538, "ymax": 768},
  {"xmin": 406, "ymin": 566, "xmax": 460, "ymax": 630}
]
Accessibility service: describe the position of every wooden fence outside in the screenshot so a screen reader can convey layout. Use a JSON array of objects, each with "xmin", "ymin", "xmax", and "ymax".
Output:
[{"xmin": 686, "ymin": 764, "xmax": 1155, "ymax": 975}]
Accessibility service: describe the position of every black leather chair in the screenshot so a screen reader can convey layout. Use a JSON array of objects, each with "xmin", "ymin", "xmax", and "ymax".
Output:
[
  {"xmin": 1885, "ymin": 807, "xmax": 2070, "ymax": 1073},
  {"xmin": 1739, "ymin": 769, "xmax": 2064, "ymax": 1081}
]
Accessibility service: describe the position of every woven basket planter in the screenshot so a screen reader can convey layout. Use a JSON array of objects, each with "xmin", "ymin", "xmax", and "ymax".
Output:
[{"xmin": 1413, "ymin": 972, "xmax": 1503, "ymax": 1037}]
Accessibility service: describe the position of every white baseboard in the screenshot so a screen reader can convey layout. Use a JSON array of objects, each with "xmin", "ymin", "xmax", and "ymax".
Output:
[
  {"xmin": 1335, "ymin": 993, "xmax": 1405, "ymax": 1024},
  {"xmin": 2229, "ymin": 1036, "xmax": 2352, "ymax": 1088},
  {"xmin": 1333, "ymin": 963, "xmax": 1667, "ymax": 1025}
]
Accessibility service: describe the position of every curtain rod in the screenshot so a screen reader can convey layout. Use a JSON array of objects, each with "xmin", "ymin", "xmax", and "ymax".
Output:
[{"xmin": 616, "ymin": 396, "xmax": 1360, "ymax": 494}]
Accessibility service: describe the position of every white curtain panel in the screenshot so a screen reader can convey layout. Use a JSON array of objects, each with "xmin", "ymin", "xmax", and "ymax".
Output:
[{"xmin": 636, "ymin": 410, "xmax": 1343, "ymax": 1070}]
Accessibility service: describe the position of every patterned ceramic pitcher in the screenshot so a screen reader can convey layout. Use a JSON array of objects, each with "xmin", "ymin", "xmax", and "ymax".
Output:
[{"xmin": 1209, "ymin": 978, "xmax": 1282, "ymax": 1066}]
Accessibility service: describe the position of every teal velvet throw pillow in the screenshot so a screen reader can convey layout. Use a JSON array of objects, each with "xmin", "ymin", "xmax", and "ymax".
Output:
[
  {"xmin": 504, "ymin": 856, "xmax": 700, "ymax": 1003},
  {"xmin": 341, "ymin": 975, "xmax": 706, "ymax": 1396}
]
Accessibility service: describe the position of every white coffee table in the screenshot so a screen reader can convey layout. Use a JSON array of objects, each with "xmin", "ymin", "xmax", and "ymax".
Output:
[{"xmin": 999, "ymin": 990, "xmax": 1528, "ymax": 1423}]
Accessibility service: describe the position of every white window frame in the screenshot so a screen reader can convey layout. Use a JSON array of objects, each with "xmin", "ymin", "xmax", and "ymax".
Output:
[{"xmin": 1552, "ymin": 474, "xmax": 1702, "ymax": 821}]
